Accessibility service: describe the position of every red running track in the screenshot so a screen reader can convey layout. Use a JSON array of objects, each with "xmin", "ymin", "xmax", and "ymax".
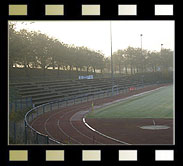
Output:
[{"xmin": 31, "ymin": 84, "xmax": 172, "ymax": 145}]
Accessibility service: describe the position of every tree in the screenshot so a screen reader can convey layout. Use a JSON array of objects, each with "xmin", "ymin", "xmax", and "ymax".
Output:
[
  {"xmin": 31, "ymin": 32, "xmax": 53, "ymax": 75},
  {"xmin": 124, "ymin": 47, "xmax": 137, "ymax": 75},
  {"xmin": 50, "ymin": 40, "xmax": 67, "ymax": 75},
  {"xmin": 104, "ymin": 57, "xmax": 111, "ymax": 73},
  {"xmin": 9, "ymin": 23, "xmax": 173, "ymax": 79},
  {"xmin": 9, "ymin": 22, "xmax": 21, "ymax": 68},
  {"xmin": 160, "ymin": 49, "xmax": 173, "ymax": 72},
  {"xmin": 146, "ymin": 51, "xmax": 160, "ymax": 72},
  {"xmin": 113, "ymin": 50, "xmax": 126, "ymax": 74}
]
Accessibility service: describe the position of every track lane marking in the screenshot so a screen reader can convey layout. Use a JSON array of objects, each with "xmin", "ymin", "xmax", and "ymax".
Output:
[
  {"xmin": 31, "ymin": 85, "xmax": 169, "ymax": 145},
  {"xmin": 69, "ymin": 112, "xmax": 103, "ymax": 144},
  {"xmin": 82, "ymin": 86, "xmax": 170, "ymax": 145},
  {"xmin": 57, "ymin": 117, "xmax": 82, "ymax": 144},
  {"xmin": 83, "ymin": 115, "xmax": 130, "ymax": 145}
]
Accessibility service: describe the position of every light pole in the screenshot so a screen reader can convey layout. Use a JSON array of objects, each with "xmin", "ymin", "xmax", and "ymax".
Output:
[
  {"xmin": 110, "ymin": 21, "xmax": 114, "ymax": 96},
  {"xmin": 160, "ymin": 43, "xmax": 164, "ymax": 81},
  {"xmin": 140, "ymin": 34, "xmax": 143, "ymax": 51},
  {"xmin": 161, "ymin": 44, "xmax": 163, "ymax": 56},
  {"xmin": 140, "ymin": 34, "xmax": 143, "ymax": 73}
]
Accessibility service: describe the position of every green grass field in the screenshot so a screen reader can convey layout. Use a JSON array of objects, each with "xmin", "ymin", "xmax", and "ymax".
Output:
[{"xmin": 87, "ymin": 85, "xmax": 173, "ymax": 119}]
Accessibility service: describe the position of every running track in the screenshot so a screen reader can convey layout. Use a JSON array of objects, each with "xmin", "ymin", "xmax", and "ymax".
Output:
[{"xmin": 31, "ymin": 84, "xmax": 171, "ymax": 145}]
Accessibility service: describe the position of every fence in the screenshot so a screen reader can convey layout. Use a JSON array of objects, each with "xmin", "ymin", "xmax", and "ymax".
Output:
[
  {"xmin": 23, "ymin": 82, "xmax": 154, "ymax": 145},
  {"xmin": 9, "ymin": 120, "xmax": 25, "ymax": 144},
  {"xmin": 9, "ymin": 97, "xmax": 33, "ymax": 113}
]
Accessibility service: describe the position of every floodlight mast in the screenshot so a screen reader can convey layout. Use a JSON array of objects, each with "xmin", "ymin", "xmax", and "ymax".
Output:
[
  {"xmin": 140, "ymin": 34, "xmax": 143, "ymax": 52},
  {"xmin": 140, "ymin": 34, "xmax": 143, "ymax": 73},
  {"xmin": 160, "ymin": 44, "xmax": 164, "ymax": 80},
  {"xmin": 140, "ymin": 34, "xmax": 144, "ymax": 86},
  {"xmin": 161, "ymin": 44, "xmax": 163, "ymax": 56},
  {"xmin": 110, "ymin": 21, "xmax": 114, "ymax": 96}
]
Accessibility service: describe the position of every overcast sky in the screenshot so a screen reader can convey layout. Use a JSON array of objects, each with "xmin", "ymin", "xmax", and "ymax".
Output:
[{"xmin": 12, "ymin": 21, "xmax": 174, "ymax": 57}]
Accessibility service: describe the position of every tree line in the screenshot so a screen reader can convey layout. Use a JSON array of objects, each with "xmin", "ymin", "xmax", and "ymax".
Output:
[
  {"xmin": 112, "ymin": 46, "xmax": 173, "ymax": 75},
  {"xmin": 9, "ymin": 23, "xmax": 173, "ymax": 76}
]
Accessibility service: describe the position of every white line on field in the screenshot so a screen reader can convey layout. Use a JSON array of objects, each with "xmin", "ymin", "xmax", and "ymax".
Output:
[
  {"xmin": 82, "ymin": 85, "xmax": 169, "ymax": 145},
  {"xmin": 83, "ymin": 116, "xmax": 131, "ymax": 145}
]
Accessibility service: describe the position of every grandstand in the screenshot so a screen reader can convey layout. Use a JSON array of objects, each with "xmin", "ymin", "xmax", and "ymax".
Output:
[{"xmin": 9, "ymin": 72, "xmax": 172, "ymax": 106}]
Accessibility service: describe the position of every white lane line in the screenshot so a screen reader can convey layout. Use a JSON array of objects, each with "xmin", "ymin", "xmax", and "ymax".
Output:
[
  {"xmin": 43, "ymin": 104, "xmax": 90, "ymax": 144},
  {"xmin": 29, "ymin": 110, "xmax": 62, "ymax": 144},
  {"xmin": 31, "ymin": 114, "xmax": 43, "ymax": 128},
  {"xmin": 82, "ymin": 86, "xmax": 168, "ymax": 145},
  {"xmin": 43, "ymin": 110, "xmax": 67, "ymax": 143},
  {"xmin": 83, "ymin": 118, "xmax": 96, "ymax": 132},
  {"xmin": 57, "ymin": 114, "xmax": 82, "ymax": 144},
  {"xmin": 44, "ymin": 114, "xmax": 58, "ymax": 140},
  {"xmin": 69, "ymin": 112, "xmax": 102, "ymax": 144},
  {"xmin": 83, "ymin": 116, "xmax": 130, "ymax": 145},
  {"xmin": 43, "ymin": 108, "xmax": 81, "ymax": 144}
]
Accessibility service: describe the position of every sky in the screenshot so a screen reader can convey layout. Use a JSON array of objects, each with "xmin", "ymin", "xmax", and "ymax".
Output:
[{"xmin": 12, "ymin": 21, "xmax": 174, "ymax": 57}]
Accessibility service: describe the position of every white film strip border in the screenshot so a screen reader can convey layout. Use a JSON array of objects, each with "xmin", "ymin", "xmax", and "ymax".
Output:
[
  {"xmin": 8, "ymin": 4, "xmax": 174, "ymax": 16},
  {"xmin": 9, "ymin": 149, "xmax": 174, "ymax": 162}
]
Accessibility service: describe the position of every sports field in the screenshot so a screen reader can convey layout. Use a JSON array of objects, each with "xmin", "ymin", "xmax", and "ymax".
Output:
[
  {"xmin": 87, "ymin": 85, "xmax": 173, "ymax": 119},
  {"xmin": 30, "ymin": 84, "xmax": 173, "ymax": 144}
]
